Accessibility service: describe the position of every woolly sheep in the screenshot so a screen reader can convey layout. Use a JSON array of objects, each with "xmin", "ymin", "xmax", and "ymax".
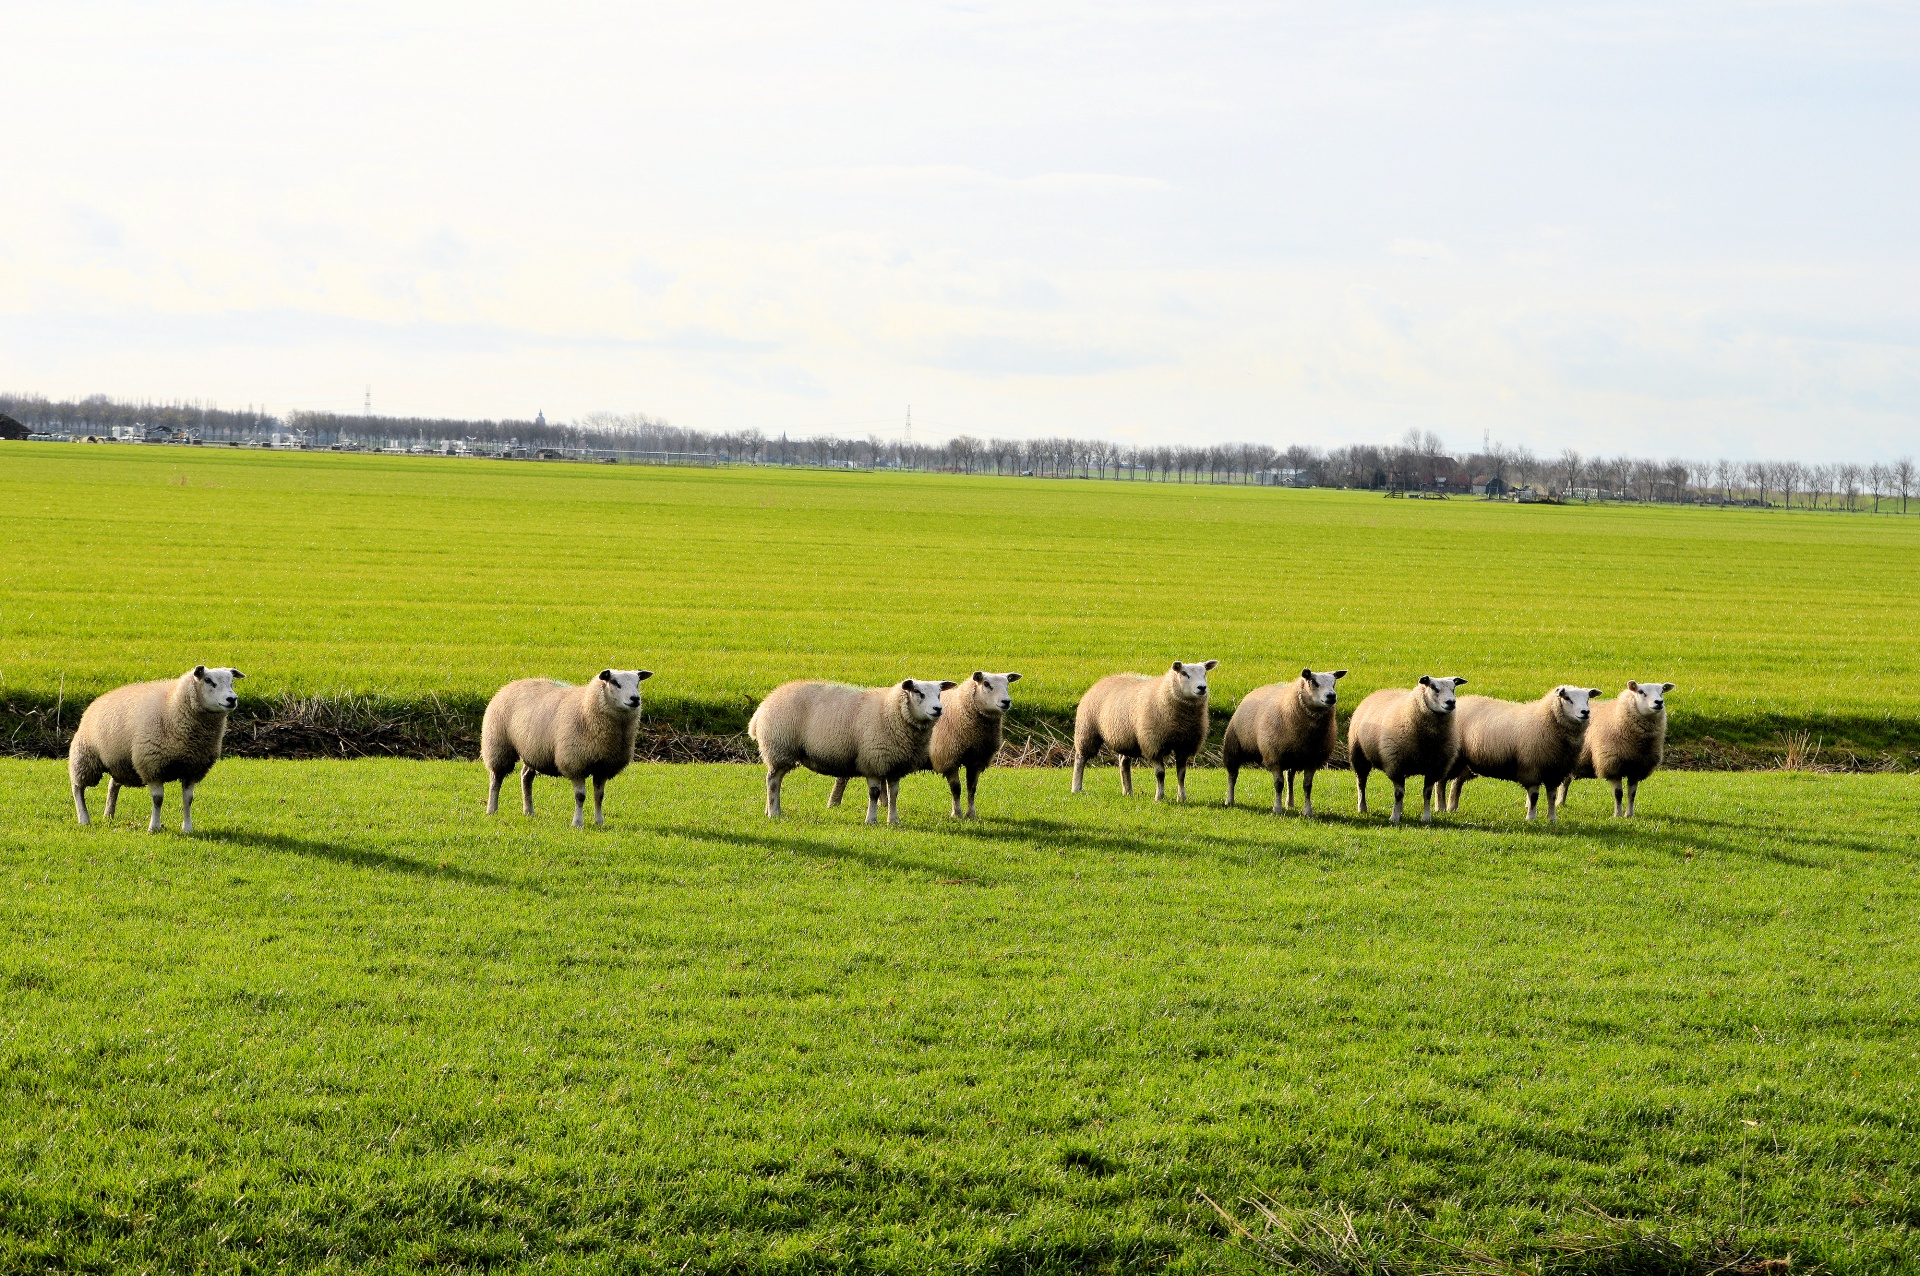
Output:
[
  {"xmin": 749, "ymin": 678, "xmax": 955, "ymax": 825},
  {"xmin": 926, "ymin": 670, "xmax": 1023, "ymax": 818},
  {"xmin": 1556, "ymin": 680, "xmax": 1674, "ymax": 816},
  {"xmin": 1346, "ymin": 675, "xmax": 1467, "ymax": 825},
  {"xmin": 69, "ymin": 665, "xmax": 244, "ymax": 833},
  {"xmin": 1071, "ymin": 660, "xmax": 1217, "ymax": 803},
  {"xmin": 1221, "ymin": 668, "xmax": 1346, "ymax": 816},
  {"xmin": 1442, "ymin": 685, "xmax": 1601, "ymax": 823},
  {"xmin": 481, "ymin": 669, "xmax": 651, "ymax": 828}
]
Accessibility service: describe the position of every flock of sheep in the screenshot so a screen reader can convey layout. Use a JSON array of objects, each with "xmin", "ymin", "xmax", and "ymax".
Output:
[{"xmin": 65, "ymin": 661, "xmax": 1674, "ymax": 834}]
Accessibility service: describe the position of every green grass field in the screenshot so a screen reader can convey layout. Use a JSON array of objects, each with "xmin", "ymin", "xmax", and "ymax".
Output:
[
  {"xmin": 3, "ymin": 445, "xmax": 1918, "ymax": 751},
  {"xmin": 3, "ymin": 760, "xmax": 1916, "ymax": 1273}
]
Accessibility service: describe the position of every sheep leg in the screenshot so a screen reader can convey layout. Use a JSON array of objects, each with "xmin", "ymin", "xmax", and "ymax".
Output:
[
  {"xmin": 886, "ymin": 777, "xmax": 901, "ymax": 826},
  {"xmin": 593, "ymin": 777, "xmax": 607, "ymax": 826},
  {"xmin": 765, "ymin": 766, "xmax": 789, "ymax": 818},
  {"xmin": 73, "ymin": 785, "xmax": 91, "ymax": 826},
  {"xmin": 1543, "ymin": 784, "xmax": 1559, "ymax": 825},
  {"xmin": 106, "ymin": 779, "xmax": 121, "ymax": 820},
  {"xmin": 181, "ymin": 782, "xmax": 195, "ymax": 835},
  {"xmin": 1152, "ymin": 761, "xmax": 1168, "ymax": 802},
  {"xmin": 1389, "ymin": 778, "xmax": 1405, "ymax": 825},
  {"xmin": 520, "ymin": 764, "xmax": 536, "ymax": 816},
  {"xmin": 1445, "ymin": 774, "xmax": 1464, "ymax": 812},
  {"xmin": 1071, "ymin": 756, "xmax": 1087, "ymax": 794},
  {"xmin": 1286, "ymin": 770, "xmax": 1297, "ymax": 811},
  {"xmin": 1119, "ymin": 757, "xmax": 1134, "ymax": 796},
  {"xmin": 945, "ymin": 769, "xmax": 963, "ymax": 818},
  {"xmin": 486, "ymin": 768, "xmax": 509, "ymax": 815},
  {"xmin": 1610, "ymin": 779, "xmax": 1625, "ymax": 817},
  {"xmin": 570, "ymin": 779, "xmax": 587, "ymax": 829},
  {"xmin": 1524, "ymin": 786, "xmax": 1539, "ymax": 822},
  {"xmin": 1626, "ymin": 779, "xmax": 1639, "ymax": 817},
  {"xmin": 1223, "ymin": 763, "xmax": 1238, "ymax": 807},
  {"xmin": 147, "ymin": 783, "xmax": 165, "ymax": 834},
  {"xmin": 864, "ymin": 780, "xmax": 883, "ymax": 825},
  {"xmin": 1421, "ymin": 778, "xmax": 1440, "ymax": 824},
  {"xmin": 964, "ymin": 766, "xmax": 980, "ymax": 819},
  {"xmin": 828, "ymin": 777, "xmax": 848, "ymax": 808},
  {"xmin": 1174, "ymin": 760, "xmax": 1189, "ymax": 803},
  {"xmin": 1354, "ymin": 766, "xmax": 1370, "ymax": 814},
  {"xmin": 1301, "ymin": 770, "xmax": 1316, "ymax": 818},
  {"xmin": 1271, "ymin": 770, "xmax": 1284, "ymax": 815}
]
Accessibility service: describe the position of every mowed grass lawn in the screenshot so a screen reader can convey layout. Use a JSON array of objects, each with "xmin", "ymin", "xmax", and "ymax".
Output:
[
  {"xmin": 3, "ymin": 759, "xmax": 1915, "ymax": 1272},
  {"xmin": 3, "ymin": 446, "xmax": 1919, "ymax": 744}
]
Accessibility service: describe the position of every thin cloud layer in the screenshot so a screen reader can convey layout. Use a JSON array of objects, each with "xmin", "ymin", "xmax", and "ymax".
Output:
[{"xmin": 0, "ymin": 1, "xmax": 1914, "ymax": 456}]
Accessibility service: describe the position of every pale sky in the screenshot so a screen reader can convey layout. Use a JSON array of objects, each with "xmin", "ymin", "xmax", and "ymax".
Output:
[{"xmin": 2, "ymin": 2, "xmax": 1915, "ymax": 457}]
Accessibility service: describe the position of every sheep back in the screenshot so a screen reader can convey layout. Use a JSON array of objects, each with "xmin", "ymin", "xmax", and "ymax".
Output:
[
  {"xmin": 1222, "ymin": 681, "xmax": 1337, "ymax": 774},
  {"xmin": 750, "ymin": 680, "xmax": 931, "ymax": 782},
  {"xmin": 1075, "ymin": 671, "xmax": 1208, "ymax": 764},
  {"xmin": 69, "ymin": 673, "xmax": 228, "ymax": 790},
  {"xmin": 1449, "ymin": 692, "xmax": 1586, "ymax": 789},
  {"xmin": 1347, "ymin": 688, "xmax": 1456, "ymax": 782},
  {"xmin": 482, "ymin": 678, "xmax": 638, "ymax": 782}
]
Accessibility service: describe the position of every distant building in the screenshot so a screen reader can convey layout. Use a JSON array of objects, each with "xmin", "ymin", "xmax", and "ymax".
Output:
[
  {"xmin": 0, "ymin": 413, "xmax": 28, "ymax": 441},
  {"xmin": 1471, "ymin": 475, "xmax": 1509, "ymax": 497}
]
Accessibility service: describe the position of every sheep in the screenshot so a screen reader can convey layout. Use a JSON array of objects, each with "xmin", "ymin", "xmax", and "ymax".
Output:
[
  {"xmin": 69, "ymin": 665, "xmax": 244, "ymax": 833},
  {"xmin": 1221, "ymin": 668, "xmax": 1346, "ymax": 816},
  {"xmin": 1556, "ymin": 680, "xmax": 1674, "ymax": 816},
  {"xmin": 927, "ymin": 670, "xmax": 1023, "ymax": 818},
  {"xmin": 1071, "ymin": 660, "xmax": 1217, "ymax": 802},
  {"xmin": 749, "ymin": 678, "xmax": 955, "ymax": 825},
  {"xmin": 1346, "ymin": 675, "xmax": 1467, "ymax": 825},
  {"xmin": 1442, "ymin": 685, "xmax": 1602, "ymax": 823},
  {"xmin": 481, "ymin": 669, "xmax": 651, "ymax": 828}
]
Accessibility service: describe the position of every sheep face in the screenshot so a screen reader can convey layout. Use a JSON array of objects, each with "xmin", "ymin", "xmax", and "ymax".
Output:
[
  {"xmin": 1625, "ymin": 680, "xmax": 1675, "ymax": 714},
  {"xmin": 1300, "ymin": 668, "xmax": 1346, "ymax": 708},
  {"xmin": 967, "ymin": 671, "xmax": 1022, "ymax": 716},
  {"xmin": 191, "ymin": 665, "xmax": 244, "ymax": 712},
  {"xmin": 595, "ymin": 668, "xmax": 653, "ymax": 713},
  {"xmin": 901, "ymin": 679, "xmax": 958, "ymax": 724},
  {"xmin": 1416, "ymin": 675, "xmax": 1466, "ymax": 713},
  {"xmin": 1553, "ymin": 685, "xmax": 1602, "ymax": 725},
  {"xmin": 1170, "ymin": 660, "xmax": 1218, "ymax": 700}
]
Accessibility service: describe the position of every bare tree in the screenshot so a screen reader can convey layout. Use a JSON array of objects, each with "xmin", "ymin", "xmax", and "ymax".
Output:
[{"xmin": 1896, "ymin": 457, "xmax": 1915, "ymax": 514}]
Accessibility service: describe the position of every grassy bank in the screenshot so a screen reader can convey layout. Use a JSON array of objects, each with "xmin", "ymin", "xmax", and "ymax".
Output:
[
  {"xmin": 3, "ymin": 446, "xmax": 1918, "ymax": 759},
  {"xmin": 2, "ymin": 759, "xmax": 1915, "ymax": 1272}
]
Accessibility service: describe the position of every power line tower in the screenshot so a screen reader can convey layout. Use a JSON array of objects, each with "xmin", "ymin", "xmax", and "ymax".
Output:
[
  {"xmin": 364, "ymin": 385, "xmax": 372, "ymax": 417},
  {"xmin": 904, "ymin": 405, "xmax": 912, "ymax": 446}
]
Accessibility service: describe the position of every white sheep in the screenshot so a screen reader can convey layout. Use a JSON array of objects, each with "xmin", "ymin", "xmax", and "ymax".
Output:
[
  {"xmin": 1346, "ymin": 675, "xmax": 1467, "ymax": 824},
  {"xmin": 749, "ymin": 679, "xmax": 954, "ymax": 825},
  {"xmin": 1221, "ymin": 668, "xmax": 1346, "ymax": 816},
  {"xmin": 1556, "ymin": 680, "xmax": 1674, "ymax": 816},
  {"xmin": 481, "ymin": 669, "xmax": 651, "ymax": 828},
  {"xmin": 1443, "ymin": 685, "xmax": 1601, "ymax": 822},
  {"xmin": 928, "ymin": 671, "xmax": 1023, "ymax": 818},
  {"xmin": 1071, "ymin": 660, "xmax": 1216, "ymax": 802},
  {"xmin": 69, "ymin": 665, "xmax": 244, "ymax": 833}
]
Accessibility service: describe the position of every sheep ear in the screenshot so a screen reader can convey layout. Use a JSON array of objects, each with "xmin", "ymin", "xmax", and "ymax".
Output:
[
  {"xmin": 1171, "ymin": 661, "xmax": 1184, "ymax": 672},
  {"xmin": 193, "ymin": 664, "xmax": 207, "ymax": 679},
  {"xmin": 1419, "ymin": 675, "xmax": 1432, "ymax": 687},
  {"xmin": 231, "ymin": 670, "xmax": 246, "ymax": 680},
  {"xmin": 1558, "ymin": 687, "xmax": 1571, "ymax": 701},
  {"xmin": 1332, "ymin": 670, "xmax": 1347, "ymax": 679},
  {"xmin": 1627, "ymin": 679, "xmax": 1639, "ymax": 691},
  {"xmin": 939, "ymin": 680, "xmax": 957, "ymax": 690},
  {"xmin": 1301, "ymin": 667, "xmax": 1313, "ymax": 680},
  {"xmin": 1663, "ymin": 682, "xmax": 1675, "ymax": 692},
  {"xmin": 1452, "ymin": 677, "xmax": 1467, "ymax": 686},
  {"xmin": 900, "ymin": 679, "xmax": 915, "ymax": 690},
  {"xmin": 1204, "ymin": 659, "xmax": 1218, "ymax": 670},
  {"xmin": 972, "ymin": 671, "xmax": 986, "ymax": 683},
  {"xmin": 636, "ymin": 670, "xmax": 654, "ymax": 682},
  {"xmin": 598, "ymin": 669, "xmax": 614, "ymax": 683},
  {"xmin": 1006, "ymin": 672, "xmax": 1022, "ymax": 682},
  {"xmin": 1588, "ymin": 688, "xmax": 1602, "ymax": 699}
]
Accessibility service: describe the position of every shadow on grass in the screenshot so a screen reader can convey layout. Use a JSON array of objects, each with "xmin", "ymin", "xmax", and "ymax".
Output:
[
  {"xmin": 199, "ymin": 828, "xmax": 517, "ymax": 889},
  {"xmin": 955, "ymin": 812, "xmax": 1333, "ymax": 863},
  {"xmin": 657, "ymin": 823, "xmax": 982, "ymax": 882}
]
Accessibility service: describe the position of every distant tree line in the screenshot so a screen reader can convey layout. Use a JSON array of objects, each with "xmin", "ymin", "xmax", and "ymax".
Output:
[{"xmin": 7, "ymin": 393, "xmax": 1914, "ymax": 513}]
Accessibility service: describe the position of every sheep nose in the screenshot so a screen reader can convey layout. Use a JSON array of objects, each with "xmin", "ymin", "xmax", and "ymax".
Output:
[
  {"xmin": 999, "ymin": 699, "xmax": 1011, "ymax": 709},
  {"xmin": 627, "ymin": 697, "xmax": 640, "ymax": 707}
]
